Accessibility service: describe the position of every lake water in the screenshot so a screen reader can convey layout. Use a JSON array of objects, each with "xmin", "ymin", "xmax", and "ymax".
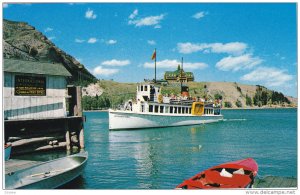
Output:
[{"xmin": 17, "ymin": 109, "xmax": 298, "ymax": 189}]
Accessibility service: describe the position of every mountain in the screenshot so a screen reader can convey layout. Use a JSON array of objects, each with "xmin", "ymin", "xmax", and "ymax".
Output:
[
  {"xmin": 3, "ymin": 19, "xmax": 96, "ymax": 84},
  {"xmin": 82, "ymin": 80, "xmax": 297, "ymax": 110}
]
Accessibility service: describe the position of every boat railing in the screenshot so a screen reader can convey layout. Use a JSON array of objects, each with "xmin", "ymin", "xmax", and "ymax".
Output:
[{"xmin": 169, "ymin": 98, "xmax": 194, "ymax": 105}]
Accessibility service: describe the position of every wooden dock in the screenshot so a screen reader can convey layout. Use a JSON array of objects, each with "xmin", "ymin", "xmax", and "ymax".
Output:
[
  {"xmin": 5, "ymin": 159, "xmax": 42, "ymax": 174},
  {"xmin": 253, "ymin": 176, "xmax": 297, "ymax": 188}
]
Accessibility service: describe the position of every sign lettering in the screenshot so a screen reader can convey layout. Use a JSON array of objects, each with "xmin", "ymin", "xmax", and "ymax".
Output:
[{"xmin": 15, "ymin": 75, "xmax": 46, "ymax": 96}]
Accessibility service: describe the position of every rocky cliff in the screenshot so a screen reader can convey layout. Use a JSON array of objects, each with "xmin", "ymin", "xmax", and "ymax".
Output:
[{"xmin": 3, "ymin": 19, "xmax": 96, "ymax": 84}]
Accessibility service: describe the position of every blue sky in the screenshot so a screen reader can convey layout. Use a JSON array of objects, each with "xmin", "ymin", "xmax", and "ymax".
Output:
[{"xmin": 3, "ymin": 3, "xmax": 297, "ymax": 97}]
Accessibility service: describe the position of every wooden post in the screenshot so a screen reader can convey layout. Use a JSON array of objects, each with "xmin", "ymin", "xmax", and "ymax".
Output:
[
  {"xmin": 65, "ymin": 120, "xmax": 71, "ymax": 151},
  {"xmin": 76, "ymin": 86, "xmax": 82, "ymax": 117},
  {"xmin": 79, "ymin": 127, "xmax": 84, "ymax": 149},
  {"xmin": 67, "ymin": 85, "xmax": 74, "ymax": 116}
]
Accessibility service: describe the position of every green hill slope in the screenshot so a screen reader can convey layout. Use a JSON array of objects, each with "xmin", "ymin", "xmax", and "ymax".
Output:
[{"xmin": 82, "ymin": 80, "xmax": 297, "ymax": 110}]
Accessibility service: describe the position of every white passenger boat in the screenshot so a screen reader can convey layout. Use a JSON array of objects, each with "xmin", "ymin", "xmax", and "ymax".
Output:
[{"xmin": 109, "ymin": 83, "xmax": 223, "ymax": 130}]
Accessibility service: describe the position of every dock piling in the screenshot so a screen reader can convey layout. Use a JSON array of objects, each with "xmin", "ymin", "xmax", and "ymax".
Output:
[{"xmin": 79, "ymin": 128, "xmax": 84, "ymax": 149}]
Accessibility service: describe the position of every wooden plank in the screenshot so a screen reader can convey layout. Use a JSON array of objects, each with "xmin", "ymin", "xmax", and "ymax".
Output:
[
  {"xmin": 254, "ymin": 176, "xmax": 297, "ymax": 188},
  {"xmin": 35, "ymin": 142, "xmax": 66, "ymax": 151},
  {"xmin": 269, "ymin": 176, "xmax": 284, "ymax": 187},
  {"xmin": 291, "ymin": 179, "xmax": 297, "ymax": 187},
  {"xmin": 12, "ymin": 137, "xmax": 57, "ymax": 147},
  {"xmin": 280, "ymin": 178, "xmax": 294, "ymax": 188},
  {"xmin": 254, "ymin": 176, "xmax": 274, "ymax": 188}
]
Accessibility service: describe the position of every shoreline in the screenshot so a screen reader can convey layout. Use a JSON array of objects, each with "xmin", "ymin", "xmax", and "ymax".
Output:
[
  {"xmin": 221, "ymin": 106, "xmax": 297, "ymax": 110},
  {"xmin": 83, "ymin": 106, "xmax": 297, "ymax": 112}
]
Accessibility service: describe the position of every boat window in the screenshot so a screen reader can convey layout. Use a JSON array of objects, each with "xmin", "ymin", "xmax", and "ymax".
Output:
[
  {"xmin": 160, "ymin": 106, "xmax": 164, "ymax": 113},
  {"xmin": 189, "ymin": 108, "xmax": 191, "ymax": 114},
  {"xmin": 178, "ymin": 107, "xmax": 181, "ymax": 114},
  {"xmin": 141, "ymin": 85, "xmax": 144, "ymax": 91},
  {"xmin": 155, "ymin": 105, "xmax": 159, "ymax": 113},
  {"xmin": 149, "ymin": 105, "xmax": 153, "ymax": 112},
  {"xmin": 186, "ymin": 107, "xmax": 188, "ymax": 114},
  {"xmin": 165, "ymin": 106, "xmax": 169, "ymax": 113},
  {"xmin": 174, "ymin": 107, "xmax": 177, "ymax": 114},
  {"xmin": 145, "ymin": 85, "xmax": 148, "ymax": 91},
  {"xmin": 170, "ymin": 106, "xmax": 173, "ymax": 113}
]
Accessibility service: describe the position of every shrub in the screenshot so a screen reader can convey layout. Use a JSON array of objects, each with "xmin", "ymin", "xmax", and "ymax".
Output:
[
  {"xmin": 236, "ymin": 100, "xmax": 242, "ymax": 107},
  {"xmin": 246, "ymin": 94, "xmax": 252, "ymax": 106},
  {"xmin": 224, "ymin": 101, "xmax": 232, "ymax": 108},
  {"xmin": 29, "ymin": 46, "xmax": 38, "ymax": 57},
  {"xmin": 214, "ymin": 93, "xmax": 223, "ymax": 100}
]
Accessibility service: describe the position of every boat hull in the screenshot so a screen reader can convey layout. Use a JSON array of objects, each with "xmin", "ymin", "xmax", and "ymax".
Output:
[
  {"xmin": 5, "ymin": 152, "xmax": 88, "ymax": 189},
  {"xmin": 109, "ymin": 110, "xmax": 223, "ymax": 130},
  {"xmin": 176, "ymin": 158, "xmax": 258, "ymax": 189},
  {"xmin": 5, "ymin": 144, "xmax": 12, "ymax": 161}
]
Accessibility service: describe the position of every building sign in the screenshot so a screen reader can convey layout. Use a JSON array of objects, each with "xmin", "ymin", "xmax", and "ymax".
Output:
[{"xmin": 15, "ymin": 75, "xmax": 46, "ymax": 96}]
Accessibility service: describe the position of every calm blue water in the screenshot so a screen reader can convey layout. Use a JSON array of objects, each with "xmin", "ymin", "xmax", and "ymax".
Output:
[{"xmin": 17, "ymin": 109, "xmax": 298, "ymax": 189}]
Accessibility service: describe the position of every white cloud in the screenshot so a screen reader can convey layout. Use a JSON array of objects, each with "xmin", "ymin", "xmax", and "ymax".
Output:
[
  {"xmin": 101, "ymin": 59, "xmax": 130, "ymax": 66},
  {"xmin": 192, "ymin": 11, "xmax": 207, "ymax": 20},
  {"xmin": 75, "ymin": 38, "xmax": 85, "ymax": 43},
  {"xmin": 106, "ymin": 40, "xmax": 117, "ymax": 45},
  {"xmin": 177, "ymin": 42, "xmax": 205, "ymax": 54},
  {"xmin": 85, "ymin": 8, "xmax": 97, "ymax": 19},
  {"xmin": 129, "ymin": 9, "xmax": 138, "ymax": 19},
  {"xmin": 3, "ymin": 3, "xmax": 9, "ymax": 8},
  {"xmin": 87, "ymin": 38, "xmax": 98, "ymax": 44},
  {"xmin": 144, "ymin": 59, "xmax": 207, "ymax": 70},
  {"xmin": 93, "ymin": 66, "xmax": 119, "ymax": 76},
  {"xmin": 241, "ymin": 67, "xmax": 293, "ymax": 87},
  {"xmin": 147, "ymin": 40, "xmax": 156, "ymax": 45},
  {"xmin": 44, "ymin": 27, "xmax": 53, "ymax": 32},
  {"xmin": 216, "ymin": 54, "xmax": 262, "ymax": 72},
  {"xmin": 129, "ymin": 14, "xmax": 165, "ymax": 28},
  {"xmin": 177, "ymin": 42, "xmax": 248, "ymax": 55},
  {"xmin": 209, "ymin": 42, "xmax": 248, "ymax": 55}
]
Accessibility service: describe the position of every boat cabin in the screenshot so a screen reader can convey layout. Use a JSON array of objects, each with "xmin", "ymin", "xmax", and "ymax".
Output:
[
  {"xmin": 136, "ymin": 83, "xmax": 161, "ymax": 102},
  {"xmin": 128, "ymin": 83, "xmax": 222, "ymax": 116}
]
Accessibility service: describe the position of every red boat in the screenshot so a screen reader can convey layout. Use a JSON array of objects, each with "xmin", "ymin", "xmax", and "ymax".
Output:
[{"xmin": 176, "ymin": 158, "xmax": 258, "ymax": 189}]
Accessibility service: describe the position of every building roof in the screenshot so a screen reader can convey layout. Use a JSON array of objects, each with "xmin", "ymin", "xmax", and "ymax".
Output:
[
  {"xmin": 164, "ymin": 70, "xmax": 194, "ymax": 77},
  {"xmin": 3, "ymin": 58, "xmax": 72, "ymax": 77}
]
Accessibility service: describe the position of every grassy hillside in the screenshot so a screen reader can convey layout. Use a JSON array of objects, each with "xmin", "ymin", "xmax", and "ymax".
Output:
[{"xmin": 82, "ymin": 80, "xmax": 297, "ymax": 110}]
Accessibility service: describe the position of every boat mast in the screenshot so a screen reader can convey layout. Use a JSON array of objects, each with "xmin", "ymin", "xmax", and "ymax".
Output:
[
  {"xmin": 154, "ymin": 48, "xmax": 157, "ymax": 83},
  {"xmin": 181, "ymin": 57, "xmax": 183, "ymax": 93}
]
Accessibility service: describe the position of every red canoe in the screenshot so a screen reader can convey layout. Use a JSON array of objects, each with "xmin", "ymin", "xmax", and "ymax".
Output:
[{"xmin": 176, "ymin": 158, "xmax": 258, "ymax": 189}]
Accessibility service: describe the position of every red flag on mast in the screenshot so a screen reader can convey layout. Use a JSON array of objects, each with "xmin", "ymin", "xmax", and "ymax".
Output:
[{"xmin": 151, "ymin": 49, "xmax": 156, "ymax": 60}]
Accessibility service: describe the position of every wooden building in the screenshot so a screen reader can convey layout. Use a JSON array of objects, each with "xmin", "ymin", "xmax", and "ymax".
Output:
[
  {"xmin": 4, "ymin": 59, "xmax": 84, "ymax": 155},
  {"xmin": 164, "ymin": 65, "xmax": 194, "ymax": 83},
  {"xmin": 4, "ymin": 59, "xmax": 71, "ymax": 120}
]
